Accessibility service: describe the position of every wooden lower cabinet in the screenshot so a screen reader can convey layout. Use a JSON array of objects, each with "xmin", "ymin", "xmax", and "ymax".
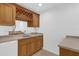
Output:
[
  {"xmin": 18, "ymin": 36, "xmax": 43, "ymax": 56},
  {"xmin": 60, "ymin": 47, "xmax": 79, "ymax": 56},
  {"xmin": 18, "ymin": 44, "xmax": 29, "ymax": 56},
  {"xmin": 18, "ymin": 39, "xmax": 29, "ymax": 56},
  {"xmin": 28, "ymin": 43, "xmax": 36, "ymax": 55}
]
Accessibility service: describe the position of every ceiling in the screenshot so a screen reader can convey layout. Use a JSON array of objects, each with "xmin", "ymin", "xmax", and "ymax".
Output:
[{"xmin": 17, "ymin": 3, "xmax": 60, "ymax": 14}]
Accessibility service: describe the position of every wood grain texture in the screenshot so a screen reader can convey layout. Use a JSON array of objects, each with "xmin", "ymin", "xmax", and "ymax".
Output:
[
  {"xmin": 27, "ymin": 13, "xmax": 39, "ymax": 27},
  {"xmin": 12, "ymin": 3, "xmax": 38, "ymax": 14},
  {"xmin": 0, "ymin": 4, "xmax": 15, "ymax": 26},
  {"xmin": 60, "ymin": 47, "xmax": 79, "ymax": 56},
  {"xmin": 18, "ymin": 36, "xmax": 43, "ymax": 56},
  {"xmin": 13, "ymin": 3, "xmax": 33, "ymax": 21},
  {"xmin": 12, "ymin": 3, "xmax": 39, "ymax": 27}
]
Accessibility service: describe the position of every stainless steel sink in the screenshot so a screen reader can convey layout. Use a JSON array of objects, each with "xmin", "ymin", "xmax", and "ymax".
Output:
[
  {"xmin": 9, "ymin": 31, "xmax": 24, "ymax": 35},
  {"xmin": 23, "ymin": 34, "xmax": 30, "ymax": 37}
]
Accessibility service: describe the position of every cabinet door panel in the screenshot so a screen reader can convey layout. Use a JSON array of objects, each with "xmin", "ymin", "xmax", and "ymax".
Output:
[
  {"xmin": 0, "ymin": 4, "xmax": 15, "ymax": 26},
  {"xmin": 28, "ymin": 43, "xmax": 35, "ymax": 56},
  {"xmin": 18, "ymin": 44, "xmax": 29, "ymax": 56},
  {"xmin": 4, "ymin": 5, "xmax": 12, "ymax": 24},
  {"xmin": 35, "ymin": 39, "xmax": 43, "ymax": 51},
  {"xmin": 18, "ymin": 39, "xmax": 30, "ymax": 56},
  {"xmin": 27, "ymin": 13, "xmax": 39, "ymax": 27},
  {"xmin": 30, "ymin": 36, "xmax": 43, "ymax": 53},
  {"xmin": 33, "ymin": 14, "xmax": 39, "ymax": 27},
  {"xmin": 0, "ymin": 4, "xmax": 4, "ymax": 23}
]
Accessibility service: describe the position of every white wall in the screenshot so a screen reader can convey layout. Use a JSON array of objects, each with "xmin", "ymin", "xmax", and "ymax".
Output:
[{"xmin": 39, "ymin": 3, "xmax": 79, "ymax": 55}]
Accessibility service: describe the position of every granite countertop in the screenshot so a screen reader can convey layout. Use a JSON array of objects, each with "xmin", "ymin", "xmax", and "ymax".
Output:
[
  {"xmin": 58, "ymin": 35, "xmax": 79, "ymax": 53},
  {"xmin": 0, "ymin": 33, "xmax": 43, "ymax": 43}
]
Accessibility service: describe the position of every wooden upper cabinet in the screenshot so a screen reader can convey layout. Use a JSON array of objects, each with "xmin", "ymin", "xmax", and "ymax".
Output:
[
  {"xmin": 7, "ymin": 3, "xmax": 39, "ymax": 27},
  {"xmin": 27, "ymin": 13, "xmax": 39, "ymax": 27},
  {"xmin": 0, "ymin": 4, "xmax": 16, "ymax": 26},
  {"xmin": 14, "ymin": 4, "xmax": 39, "ymax": 27}
]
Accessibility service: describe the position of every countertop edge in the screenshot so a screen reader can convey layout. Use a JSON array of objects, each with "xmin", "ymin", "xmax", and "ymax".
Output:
[
  {"xmin": 0, "ymin": 33, "xmax": 43, "ymax": 44},
  {"xmin": 58, "ymin": 41, "xmax": 79, "ymax": 53}
]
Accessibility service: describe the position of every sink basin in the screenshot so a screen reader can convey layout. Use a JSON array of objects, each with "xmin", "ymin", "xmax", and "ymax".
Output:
[
  {"xmin": 23, "ymin": 34, "xmax": 30, "ymax": 37},
  {"xmin": 9, "ymin": 31, "xmax": 24, "ymax": 35}
]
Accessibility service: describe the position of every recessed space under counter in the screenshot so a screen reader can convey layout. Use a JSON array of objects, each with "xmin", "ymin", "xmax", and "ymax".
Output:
[
  {"xmin": 0, "ymin": 33, "xmax": 43, "ymax": 43},
  {"xmin": 58, "ymin": 35, "xmax": 79, "ymax": 56}
]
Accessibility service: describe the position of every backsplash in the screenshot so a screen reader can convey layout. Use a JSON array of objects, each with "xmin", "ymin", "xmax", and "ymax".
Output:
[
  {"xmin": 0, "ymin": 26, "xmax": 13, "ymax": 36},
  {"xmin": 0, "ymin": 20, "xmax": 39, "ymax": 36}
]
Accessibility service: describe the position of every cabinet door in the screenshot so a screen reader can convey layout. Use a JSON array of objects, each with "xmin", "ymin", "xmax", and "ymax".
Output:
[
  {"xmin": 28, "ymin": 42, "xmax": 35, "ymax": 56},
  {"xmin": 33, "ymin": 13, "xmax": 39, "ymax": 27},
  {"xmin": 18, "ymin": 39, "xmax": 30, "ymax": 56},
  {"xmin": 29, "ymin": 36, "xmax": 43, "ymax": 54},
  {"xmin": 35, "ymin": 36, "xmax": 43, "ymax": 51},
  {"xmin": 18, "ymin": 44, "xmax": 29, "ymax": 56},
  {"xmin": 0, "ymin": 4, "xmax": 15, "ymax": 26},
  {"xmin": 36, "ymin": 39, "xmax": 43, "ymax": 50},
  {"xmin": 27, "ymin": 13, "xmax": 39, "ymax": 27},
  {"xmin": 28, "ymin": 36, "xmax": 43, "ymax": 56}
]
